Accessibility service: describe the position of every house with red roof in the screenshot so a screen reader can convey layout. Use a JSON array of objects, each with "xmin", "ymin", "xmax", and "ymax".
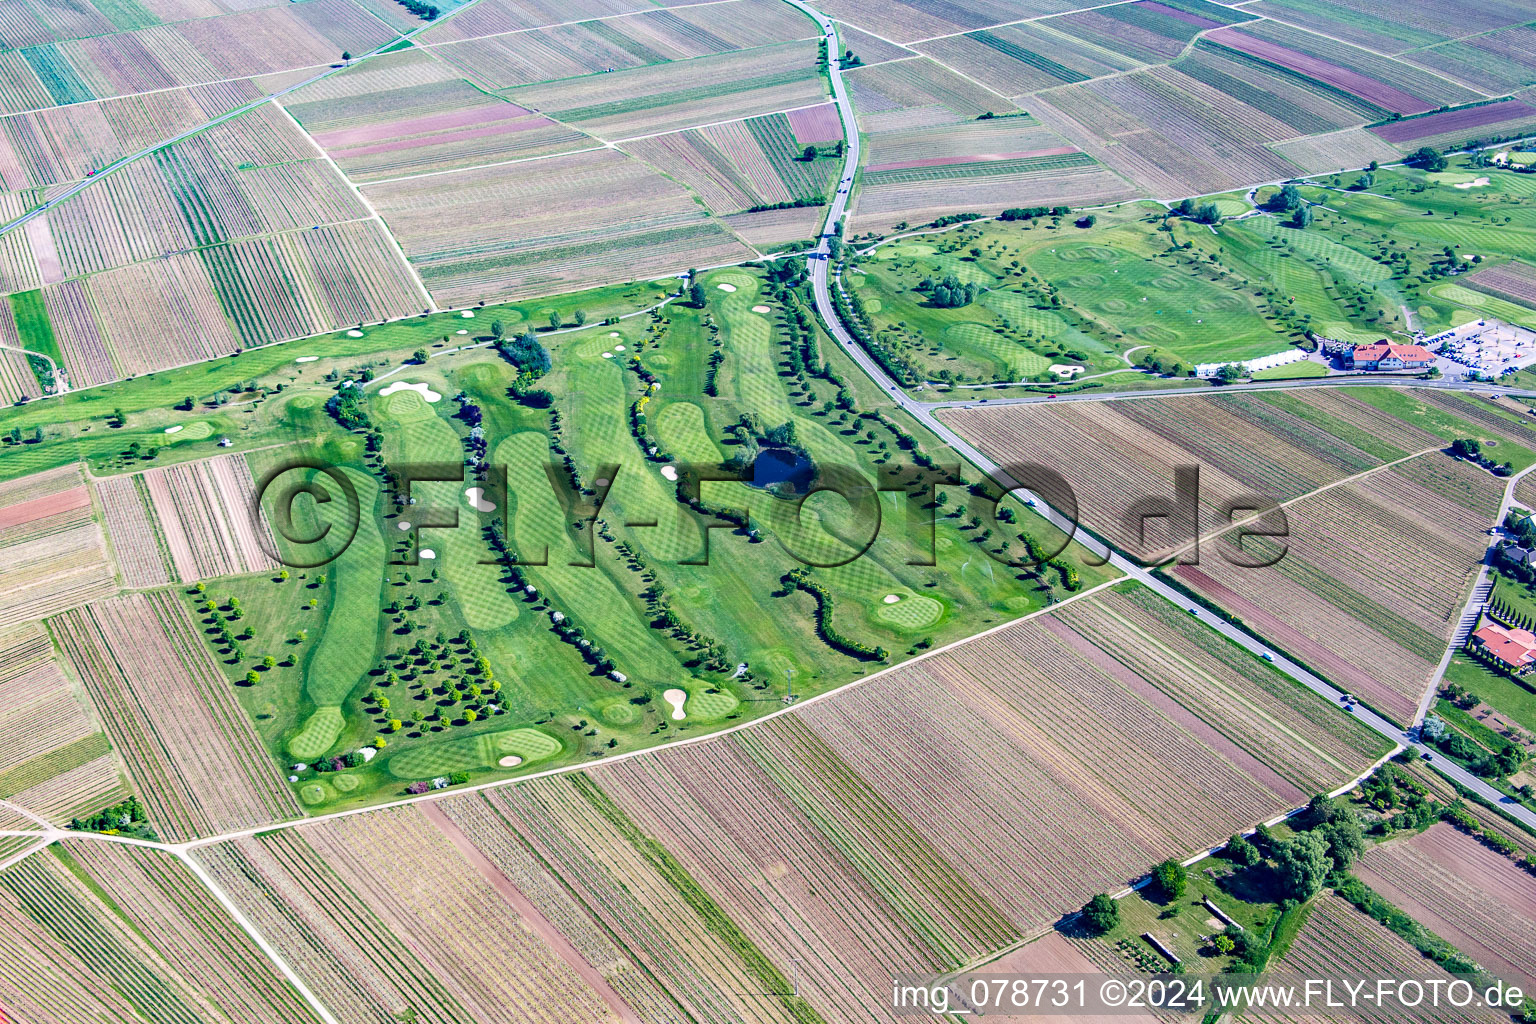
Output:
[
  {"xmin": 1347, "ymin": 341, "xmax": 1436, "ymax": 371},
  {"xmin": 1471, "ymin": 621, "xmax": 1536, "ymax": 669}
]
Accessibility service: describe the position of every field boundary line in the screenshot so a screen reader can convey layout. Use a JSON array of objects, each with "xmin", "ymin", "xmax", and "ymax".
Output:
[
  {"xmin": 1158, "ymin": 444, "xmax": 1445, "ymax": 566},
  {"xmin": 172, "ymin": 845, "xmax": 341, "ymax": 1024},
  {"xmin": 270, "ymin": 99, "xmax": 436, "ymax": 312},
  {"xmin": 183, "ymin": 576, "xmax": 1125, "ymax": 849}
]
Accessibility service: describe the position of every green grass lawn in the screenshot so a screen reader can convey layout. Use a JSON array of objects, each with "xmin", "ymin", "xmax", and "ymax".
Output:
[
  {"xmin": 1252, "ymin": 359, "xmax": 1329, "ymax": 380},
  {"xmin": 1444, "ymin": 650, "xmax": 1536, "ymax": 735},
  {"xmin": 148, "ymin": 265, "xmax": 1117, "ymax": 813}
]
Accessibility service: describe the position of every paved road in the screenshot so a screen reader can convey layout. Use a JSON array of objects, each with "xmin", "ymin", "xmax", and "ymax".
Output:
[
  {"xmin": 794, "ymin": 0, "xmax": 1536, "ymax": 831},
  {"xmin": 918, "ymin": 376, "xmax": 1536, "ymax": 409}
]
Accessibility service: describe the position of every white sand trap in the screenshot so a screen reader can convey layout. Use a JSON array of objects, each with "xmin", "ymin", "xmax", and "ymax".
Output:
[
  {"xmin": 346, "ymin": 329, "xmax": 364, "ymax": 337},
  {"xmin": 397, "ymin": 521, "xmax": 412, "ymax": 531},
  {"xmin": 602, "ymin": 352, "xmax": 613, "ymax": 358},
  {"xmin": 461, "ymin": 310, "xmax": 475, "ymax": 317},
  {"xmin": 419, "ymin": 549, "xmax": 436, "ymax": 559},
  {"xmin": 456, "ymin": 329, "xmax": 468, "ymax": 335},
  {"xmin": 1455, "ymin": 177, "xmax": 1491, "ymax": 188},
  {"xmin": 614, "ymin": 344, "xmax": 625, "ymax": 351},
  {"xmin": 595, "ymin": 477, "xmax": 611, "ymax": 487},
  {"xmin": 295, "ymin": 356, "xmax": 318, "ymax": 363},
  {"xmin": 164, "ymin": 425, "xmax": 183, "ymax": 434},
  {"xmin": 663, "ymin": 688, "xmax": 687, "ymax": 720},
  {"xmin": 752, "ymin": 305, "xmax": 771, "ymax": 313},
  {"xmin": 466, "ymin": 487, "xmax": 495, "ymax": 512},
  {"xmin": 609, "ymin": 331, "xmax": 621, "ymax": 337},
  {"xmin": 883, "ymin": 594, "xmax": 901, "ymax": 604},
  {"xmin": 661, "ymin": 465, "xmax": 678, "ymax": 481},
  {"xmin": 1051, "ymin": 364, "xmax": 1086, "ymax": 377},
  {"xmin": 716, "ymin": 283, "xmax": 736, "ymax": 292},
  {"xmin": 498, "ymin": 755, "xmax": 523, "ymax": 768},
  {"xmin": 379, "ymin": 380, "xmax": 441, "ymax": 402}
]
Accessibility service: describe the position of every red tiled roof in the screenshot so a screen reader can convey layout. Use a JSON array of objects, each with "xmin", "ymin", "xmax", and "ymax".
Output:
[
  {"xmin": 1473, "ymin": 623, "xmax": 1536, "ymax": 666},
  {"xmin": 1351, "ymin": 342, "xmax": 1434, "ymax": 361}
]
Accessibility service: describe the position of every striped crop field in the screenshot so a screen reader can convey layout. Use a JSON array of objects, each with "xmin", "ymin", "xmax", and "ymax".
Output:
[
  {"xmin": 0, "ymin": 619, "xmax": 121, "ymax": 824},
  {"xmin": 1044, "ymin": 0, "xmax": 1254, "ymax": 65},
  {"xmin": 1355, "ymin": 823, "xmax": 1536, "ymax": 988},
  {"xmin": 505, "ymin": 40, "xmax": 826, "ymax": 140},
  {"xmin": 0, "ymin": 850, "xmax": 318, "ymax": 1024},
  {"xmin": 294, "ymin": 805, "xmax": 637, "ymax": 1022},
  {"xmin": 1205, "ymin": 20, "xmax": 1481, "ymax": 114},
  {"xmin": 53, "ymin": 591, "xmax": 302, "ymax": 841},
  {"xmin": 57, "ymin": 842, "xmax": 325, "ymax": 1024},
  {"xmin": 1251, "ymin": 893, "xmax": 1508, "ymax": 1024},
  {"xmin": 364, "ymin": 147, "xmax": 753, "ymax": 304},
  {"xmin": 915, "ymin": 23, "xmax": 1143, "ymax": 97},
  {"xmin": 486, "ymin": 586, "xmax": 1383, "ymax": 1021},
  {"xmin": 288, "ymin": 76, "xmax": 592, "ymax": 182},
  {"xmin": 0, "ymin": 464, "xmax": 114, "ymax": 630},
  {"xmin": 428, "ymin": 0, "xmax": 818, "ymax": 89},
  {"xmin": 100, "ymin": 453, "xmax": 276, "ymax": 585}
]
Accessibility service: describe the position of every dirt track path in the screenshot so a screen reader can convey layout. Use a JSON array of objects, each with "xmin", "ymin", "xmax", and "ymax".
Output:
[{"xmin": 420, "ymin": 801, "xmax": 642, "ymax": 1024}]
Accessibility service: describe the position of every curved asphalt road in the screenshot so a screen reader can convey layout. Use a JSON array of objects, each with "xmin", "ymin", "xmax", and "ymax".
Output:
[{"xmin": 793, "ymin": 0, "xmax": 1536, "ymax": 830}]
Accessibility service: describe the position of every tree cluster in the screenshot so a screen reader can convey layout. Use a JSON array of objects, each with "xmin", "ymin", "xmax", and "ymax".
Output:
[{"xmin": 917, "ymin": 273, "xmax": 978, "ymax": 308}]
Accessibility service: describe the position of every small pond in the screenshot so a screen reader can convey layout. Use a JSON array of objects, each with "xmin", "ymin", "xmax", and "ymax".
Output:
[{"xmin": 747, "ymin": 447, "xmax": 815, "ymax": 494}]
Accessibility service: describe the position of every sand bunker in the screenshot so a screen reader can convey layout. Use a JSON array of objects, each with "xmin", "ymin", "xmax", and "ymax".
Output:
[
  {"xmin": 1051, "ymin": 364, "xmax": 1086, "ymax": 377},
  {"xmin": 1455, "ymin": 177, "xmax": 1491, "ymax": 188},
  {"xmin": 346, "ymin": 329, "xmax": 364, "ymax": 338},
  {"xmin": 456, "ymin": 329, "xmax": 468, "ymax": 335},
  {"xmin": 295, "ymin": 356, "xmax": 318, "ymax": 363},
  {"xmin": 609, "ymin": 331, "xmax": 621, "ymax": 337},
  {"xmin": 460, "ymin": 310, "xmax": 475, "ymax": 317},
  {"xmin": 466, "ymin": 486, "xmax": 496, "ymax": 512},
  {"xmin": 498, "ymin": 755, "xmax": 523, "ymax": 768},
  {"xmin": 752, "ymin": 305, "xmax": 771, "ymax": 313},
  {"xmin": 663, "ymin": 688, "xmax": 687, "ymax": 720},
  {"xmin": 661, "ymin": 465, "xmax": 678, "ymax": 481},
  {"xmin": 716, "ymin": 283, "xmax": 736, "ymax": 292},
  {"xmin": 379, "ymin": 380, "xmax": 441, "ymax": 402},
  {"xmin": 164, "ymin": 425, "xmax": 183, "ymax": 434},
  {"xmin": 602, "ymin": 352, "xmax": 613, "ymax": 358},
  {"xmin": 614, "ymin": 345, "xmax": 625, "ymax": 351},
  {"xmin": 397, "ymin": 521, "xmax": 412, "ymax": 531},
  {"xmin": 883, "ymin": 594, "xmax": 901, "ymax": 604},
  {"xmin": 419, "ymin": 549, "xmax": 436, "ymax": 559},
  {"xmin": 595, "ymin": 477, "xmax": 611, "ymax": 487}
]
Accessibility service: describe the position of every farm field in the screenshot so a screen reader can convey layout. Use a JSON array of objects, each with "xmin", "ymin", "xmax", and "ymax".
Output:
[
  {"xmin": 484, "ymin": 581, "xmax": 1383, "ymax": 1022},
  {"xmin": 503, "ymin": 39, "xmax": 826, "ymax": 140},
  {"xmin": 0, "ymin": 846, "xmax": 327, "ymax": 1024},
  {"xmin": 426, "ymin": 0, "xmax": 819, "ymax": 89},
  {"xmin": 0, "ymin": 464, "xmax": 115, "ymax": 629},
  {"xmin": 0, "ymin": 619, "xmax": 124, "ymax": 825},
  {"xmin": 1246, "ymin": 890, "xmax": 1509, "ymax": 1022},
  {"xmin": 1354, "ymin": 822, "xmax": 1536, "ymax": 988},
  {"xmin": 283, "ymin": 50, "xmax": 595, "ymax": 182},
  {"xmin": 53, "ymin": 591, "xmax": 302, "ymax": 841},
  {"xmin": 364, "ymin": 148, "xmax": 755, "ymax": 304},
  {"xmin": 945, "ymin": 387, "xmax": 1532, "ymax": 723},
  {"xmin": 96, "ymin": 453, "xmax": 277, "ymax": 587}
]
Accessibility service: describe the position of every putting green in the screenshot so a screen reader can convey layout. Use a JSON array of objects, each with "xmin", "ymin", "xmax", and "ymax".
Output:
[
  {"xmin": 332, "ymin": 773, "xmax": 360, "ymax": 792},
  {"xmin": 288, "ymin": 707, "xmax": 344, "ymax": 759},
  {"xmin": 386, "ymin": 727, "xmax": 561, "ymax": 778},
  {"xmin": 874, "ymin": 593, "xmax": 944, "ymax": 630},
  {"xmin": 687, "ymin": 688, "xmax": 739, "ymax": 719},
  {"xmin": 178, "ymin": 421, "xmax": 213, "ymax": 440},
  {"xmin": 298, "ymin": 782, "xmax": 333, "ymax": 806},
  {"xmin": 600, "ymin": 701, "xmax": 639, "ymax": 726}
]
